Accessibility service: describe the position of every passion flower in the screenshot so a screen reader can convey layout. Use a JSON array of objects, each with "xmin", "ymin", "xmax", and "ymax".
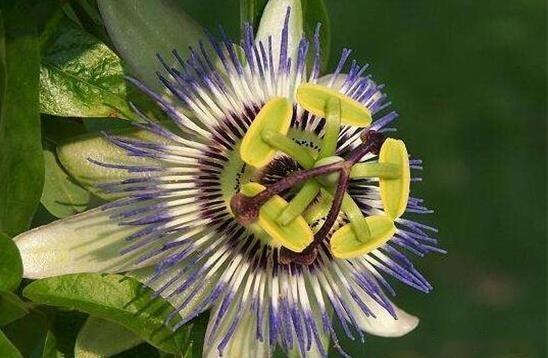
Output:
[{"xmin": 15, "ymin": 1, "xmax": 444, "ymax": 356}]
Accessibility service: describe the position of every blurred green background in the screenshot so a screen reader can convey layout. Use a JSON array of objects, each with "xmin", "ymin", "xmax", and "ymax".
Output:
[
  {"xmin": 0, "ymin": 0, "xmax": 544, "ymax": 356},
  {"xmin": 183, "ymin": 0, "xmax": 547, "ymax": 356}
]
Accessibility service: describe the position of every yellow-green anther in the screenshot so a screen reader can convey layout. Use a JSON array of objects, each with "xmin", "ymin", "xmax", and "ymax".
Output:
[
  {"xmin": 240, "ymin": 97, "xmax": 292, "ymax": 168},
  {"xmin": 296, "ymin": 83, "xmax": 372, "ymax": 127},
  {"xmin": 239, "ymin": 183, "xmax": 313, "ymax": 252},
  {"xmin": 378, "ymin": 138, "xmax": 411, "ymax": 219},
  {"xmin": 276, "ymin": 180, "xmax": 320, "ymax": 226},
  {"xmin": 350, "ymin": 162, "xmax": 401, "ymax": 179},
  {"xmin": 341, "ymin": 193, "xmax": 371, "ymax": 243},
  {"xmin": 330, "ymin": 215, "xmax": 397, "ymax": 259},
  {"xmin": 319, "ymin": 97, "xmax": 341, "ymax": 159},
  {"xmin": 261, "ymin": 129, "xmax": 315, "ymax": 169}
]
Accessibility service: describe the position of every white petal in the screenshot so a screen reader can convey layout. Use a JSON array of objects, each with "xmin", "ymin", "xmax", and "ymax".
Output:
[
  {"xmin": 256, "ymin": 0, "xmax": 303, "ymax": 64},
  {"xmin": 306, "ymin": 309, "xmax": 331, "ymax": 357},
  {"xmin": 203, "ymin": 299, "xmax": 270, "ymax": 358},
  {"xmin": 355, "ymin": 297, "xmax": 419, "ymax": 337},
  {"xmin": 287, "ymin": 309, "xmax": 330, "ymax": 358},
  {"xmin": 14, "ymin": 207, "xmax": 151, "ymax": 279}
]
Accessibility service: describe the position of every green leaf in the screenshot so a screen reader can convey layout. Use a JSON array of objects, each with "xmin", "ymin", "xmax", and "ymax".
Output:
[
  {"xmin": 1, "ymin": 309, "xmax": 51, "ymax": 357},
  {"xmin": 301, "ymin": 0, "xmax": 330, "ymax": 71},
  {"xmin": 0, "ymin": 330, "xmax": 22, "ymax": 358},
  {"xmin": 39, "ymin": 19, "xmax": 133, "ymax": 119},
  {"xmin": 23, "ymin": 273, "xmax": 197, "ymax": 354},
  {"xmin": 0, "ymin": 291, "xmax": 29, "ymax": 327},
  {"xmin": 37, "ymin": 1, "xmax": 66, "ymax": 53},
  {"xmin": 0, "ymin": 233, "xmax": 23, "ymax": 292},
  {"xmin": 42, "ymin": 115, "xmax": 88, "ymax": 144},
  {"xmin": 0, "ymin": 3, "xmax": 44, "ymax": 237},
  {"xmin": 183, "ymin": 313, "xmax": 208, "ymax": 358},
  {"xmin": 42, "ymin": 331, "xmax": 62, "ymax": 358},
  {"xmin": 46, "ymin": 308, "xmax": 88, "ymax": 357},
  {"xmin": 75, "ymin": 317, "xmax": 143, "ymax": 358},
  {"xmin": 98, "ymin": 0, "xmax": 207, "ymax": 92},
  {"xmin": 66, "ymin": 0, "xmax": 110, "ymax": 46},
  {"xmin": 83, "ymin": 117, "xmax": 134, "ymax": 133},
  {"xmin": 41, "ymin": 142, "xmax": 90, "ymax": 218}
]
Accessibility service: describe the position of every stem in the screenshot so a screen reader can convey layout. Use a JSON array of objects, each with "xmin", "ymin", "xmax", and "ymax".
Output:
[
  {"xmin": 350, "ymin": 162, "xmax": 401, "ymax": 179},
  {"xmin": 312, "ymin": 168, "xmax": 350, "ymax": 243},
  {"xmin": 276, "ymin": 180, "xmax": 321, "ymax": 226},
  {"xmin": 262, "ymin": 130, "xmax": 315, "ymax": 169},
  {"xmin": 319, "ymin": 98, "xmax": 341, "ymax": 159},
  {"xmin": 341, "ymin": 193, "xmax": 370, "ymax": 243}
]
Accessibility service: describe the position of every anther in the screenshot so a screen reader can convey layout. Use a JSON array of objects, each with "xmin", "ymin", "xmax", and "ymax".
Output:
[
  {"xmin": 296, "ymin": 83, "xmax": 372, "ymax": 127},
  {"xmin": 348, "ymin": 137, "xmax": 411, "ymax": 220},
  {"xmin": 232, "ymin": 183, "xmax": 313, "ymax": 253},
  {"xmin": 240, "ymin": 97, "xmax": 293, "ymax": 168},
  {"xmin": 330, "ymin": 215, "xmax": 397, "ymax": 259}
]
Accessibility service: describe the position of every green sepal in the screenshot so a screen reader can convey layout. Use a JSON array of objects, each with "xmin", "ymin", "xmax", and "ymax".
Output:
[
  {"xmin": 40, "ymin": 142, "xmax": 90, "ymax": 218},
  {"xmin": 74, "ymin": 317, "xmax": 143, "ymax": 357},
  {"xmin": 256, "ymin": 0, "xmax": 303, "ymax": 65},
  {"xmin": 57, "ymin": 128, "xmax": 172, "ymax": 201},
  {"xmin": 98, "ymin": 0, "xmax": 208, "ymax": 92}
]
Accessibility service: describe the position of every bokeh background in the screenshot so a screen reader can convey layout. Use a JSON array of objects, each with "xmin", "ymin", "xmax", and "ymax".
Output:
[
  {"xmin": 0, "ymin": 0, "xmax": 544, "ymax": 357},
  {"xmin": 181, "ymin": 0, "xmax": 547, "ymax": 356}
]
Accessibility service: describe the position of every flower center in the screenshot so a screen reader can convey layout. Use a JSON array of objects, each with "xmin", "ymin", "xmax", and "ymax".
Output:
[
  {"xmin": 214, "ymin": 84, "xmax": 411, "ymax": 265},
  {"xmin": 219, "ymin": 128, "xmax": 328, "ymax": 246}
]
